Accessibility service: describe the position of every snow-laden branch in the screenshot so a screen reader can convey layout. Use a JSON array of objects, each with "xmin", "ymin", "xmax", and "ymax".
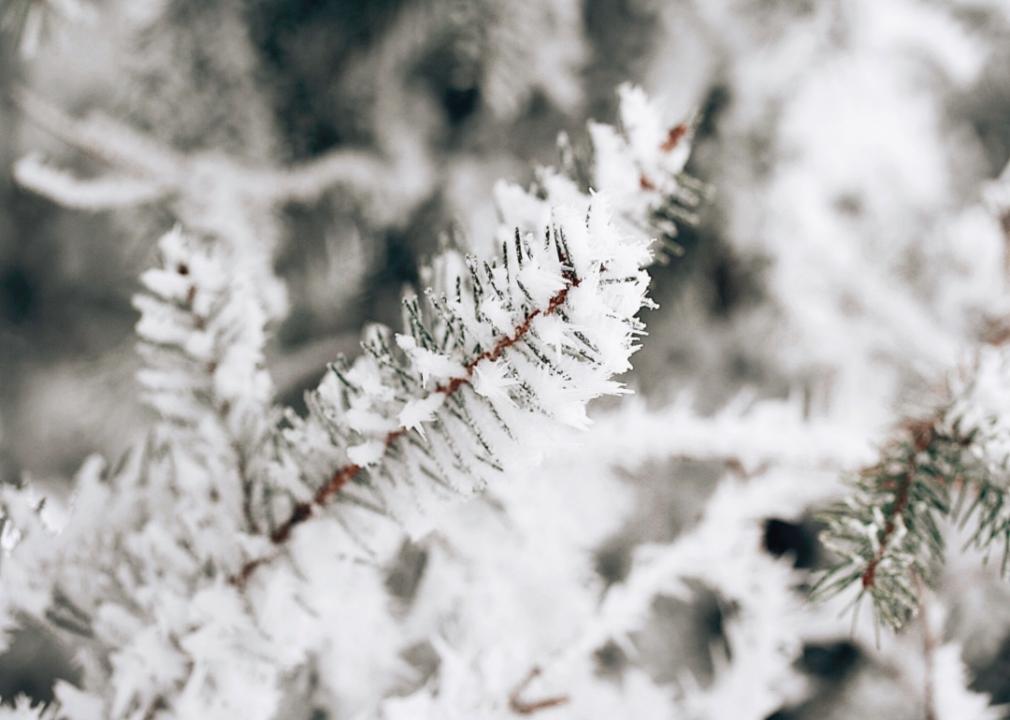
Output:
[
  {"xmin": 13, "ymin": 154, "xmax": 170, "ymax": 210},
  {"xmin": 581, "ymin": 393, "xmax": 878, "ymax": 474},
  {"xmin": 814, "ymin": 335, "xmax": 1010, "ymax": 631},
  {"xmin": 232, "ymin": 84, "xmax": 700, "ymax": 579},
  {"xmin": 788, "ymin": 155, "xmax": 1010, "ymax": 634},
  {"xmin": 543, "ymin": 470, "xmax": 836, "ymax": 693},
  {"xmin": 379, "ymin": 464, "xmax": 837, "ymax": 719},
  {"xmin": 0, "ymin": 85, "xmax": 701, "ymax": 719},
  {"xmin": 241, "ymin": 196, "xmax": 653, "ymax": 580}
]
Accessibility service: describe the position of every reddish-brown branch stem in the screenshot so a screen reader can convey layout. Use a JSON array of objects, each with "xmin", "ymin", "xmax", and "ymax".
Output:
[
  {"xmin": 861, "ymin": 420, "xmax": 934, "ymax": 590},
  {"xmin": 638, "ymin": 123, "xmax": 689, "ymax": 193},
  {"xmin": 861, "ymin": 474, "xmax": 912, "ymax": 590},
  {"xmin": 232, "ymin": 275, "xmax": 581, "ymax": 585},
  {"xmin": 661, "ymin": 123, "xmax": 689, "ymax": 153},
  {"xmin": 508, "ymin": 668, "xmax": 569, "ymax": 716}
]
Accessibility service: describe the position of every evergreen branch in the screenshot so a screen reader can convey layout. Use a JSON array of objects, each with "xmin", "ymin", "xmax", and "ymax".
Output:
[
  {"xmin": 581, "ymin": 393, "xmax": 876, "ymax": 474},
  {"xmin": 813, "ymin": 166, "xmax": 1010, "ymax": 631},
  {"xmin": 813, "ymin": 408, "xmax": 996, "ymax": 630},
  {"xmin": 237, "ymin": 85, "xmax": 692, "ymax": 578},
  {"xmin": 236, "ymin": 261, "xmax": 584, "ymax": 582},
  {"xmin": 0, "ymin": 85, "xmax": 695, "ymax": 719},
  {"xmin": 508, "ymin": 668, "xmax": 569, "ymax": 715},
  {"xmin": 133, "ymin": 228, "xmax": 277, "ymax": 537}
]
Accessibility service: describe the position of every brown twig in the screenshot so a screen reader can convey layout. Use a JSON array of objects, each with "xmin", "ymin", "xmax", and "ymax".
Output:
[
  {"xmin": 232, "ymin": 274, "xmax": 581, "ymax": 585},
  {"xmin": 860, "ymin": 419, "xmax": 935, "ymax": 590},
  {"xmin": 660, "ymin": 123, "xmax": 689, "ymax": 153},
  {"xmin": 508, "ymin": 668, "xmax": 569, "ymax": 716},
  {"xmin": 638, "ymin": 123, "xmax": 690, "ymax": 193}
]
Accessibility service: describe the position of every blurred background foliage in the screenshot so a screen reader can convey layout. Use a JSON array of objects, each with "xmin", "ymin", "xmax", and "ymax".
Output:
[{"xmin": 2, "ymin": 0, "xmax": 1010, "ymax": 716}]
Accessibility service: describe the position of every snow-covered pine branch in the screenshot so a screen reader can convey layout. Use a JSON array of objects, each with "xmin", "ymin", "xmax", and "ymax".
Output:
[
  {"xmin": 813, "ymin": 343, "xmax": 1010, "ymax": 631},
  {"xmin": 808, "ymin": 160, "xmax": 1010, "ymax": 633},
  {"xmin": 0, "ymin": 86, "xmax": 697, "ymax": 719},
  {"xmin": 231, "ymin": 82, "xmax": 698, "ymax": 574},
  {"xmin": 246, "ymin": 162, "xmax": 659, "ymax": 576},
  {"xmin": 581, "ymin": 392, "xmax": 877, "ymax": 474},
  {"xmin": 134, "ymin": 228, "xmax": 273, "ymax": 432},
  {"xmin": 133, "ymin": 227, "xmax": 278, "ymax": 535},
  {"xmin": 0, "ymin": 233, "xmax": 285, "ymax": 718},
  {"xmin": 499, "ymin": 84, "xmax": 704, "ymax": 252}
]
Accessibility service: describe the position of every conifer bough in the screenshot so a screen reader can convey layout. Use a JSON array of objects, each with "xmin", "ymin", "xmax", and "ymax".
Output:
[
  {"xmin": 815, "ymin": 345, "xmax": 1010, "ymax": 630},
  {"xmin": 239, "ymin": 209, "xmax": 649, "ymax": 581},
  {"xmin": 0, "ymin": 86, "xmax": 700, "ymax": 719}
]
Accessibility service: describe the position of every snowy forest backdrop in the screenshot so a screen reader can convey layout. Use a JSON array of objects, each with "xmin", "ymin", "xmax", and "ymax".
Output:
[{"xmin": 2, "ymin": 0, "xmax": 1010, "ymax": 718}]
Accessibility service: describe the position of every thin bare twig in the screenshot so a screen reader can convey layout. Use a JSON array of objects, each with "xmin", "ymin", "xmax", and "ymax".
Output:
[{"xmin": 508, "ymin": 668, "xmax": 569, "ymax": 716}]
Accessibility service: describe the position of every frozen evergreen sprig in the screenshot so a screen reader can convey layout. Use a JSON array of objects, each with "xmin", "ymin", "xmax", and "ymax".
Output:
[
  {"xmin": 234, "ymin": 84, "xmax": 696, "ymax": 577},
  {"xmin": 133, "ymin": 228, "xmax": 279, "ymax": 535},
  {"xmin": 814, "ymin": 417, "xmax": 962, "ymax": 630},
  {"xmin": 815, "ymin": 349, "xmax": 1010, "ymax": 631},
  {"xmin": 245, "ymin": 199, "xmax": 654, "ymax": 578},
  {"xmin": 815, "ymin": 163, "xmax": 1010, "ymax": 633},
  {"xmin": 134, "ymin": 228, "xmax": 273, "ymax": 427},
  {"xmin": 542, "ymin": 84, "xmax": 707, "ymax": 255}
]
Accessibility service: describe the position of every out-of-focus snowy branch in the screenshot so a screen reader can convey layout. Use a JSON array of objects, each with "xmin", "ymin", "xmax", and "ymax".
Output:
[
  {"xmin": 12, "ymin": 85, "xmax": 433, "ymax": 219},
  {"xmin": 584, "ymin": 393, "xmax": 879, "ymax": 475},
  {"xmin": 384, "ymin": 468, "xmax": 837, "ymax": 720},
  {"xmin": 651, "ymin": 0, "xmax": 1007, "ymax": 394},
  {"xmin": 812, "ymin": 159, "xmax": 1010, "ymax": 632},
  {"xmin": 12, "ymin": 85, "xmax": 184, "ymax": 179},
  {"xmin": 12, "ymin": 83, "xmax": 434, "ymax": 321},
  {"xmin": 546, "ymin": 471, "xmax": 835, "ymax": 665},
  {"xmin": 13, "ymin": 154, "xmax": 169, "ymax": 210},
  {"xmin": 875, "ymin": 597, "xmax": 1002, "ymax": 720}
]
